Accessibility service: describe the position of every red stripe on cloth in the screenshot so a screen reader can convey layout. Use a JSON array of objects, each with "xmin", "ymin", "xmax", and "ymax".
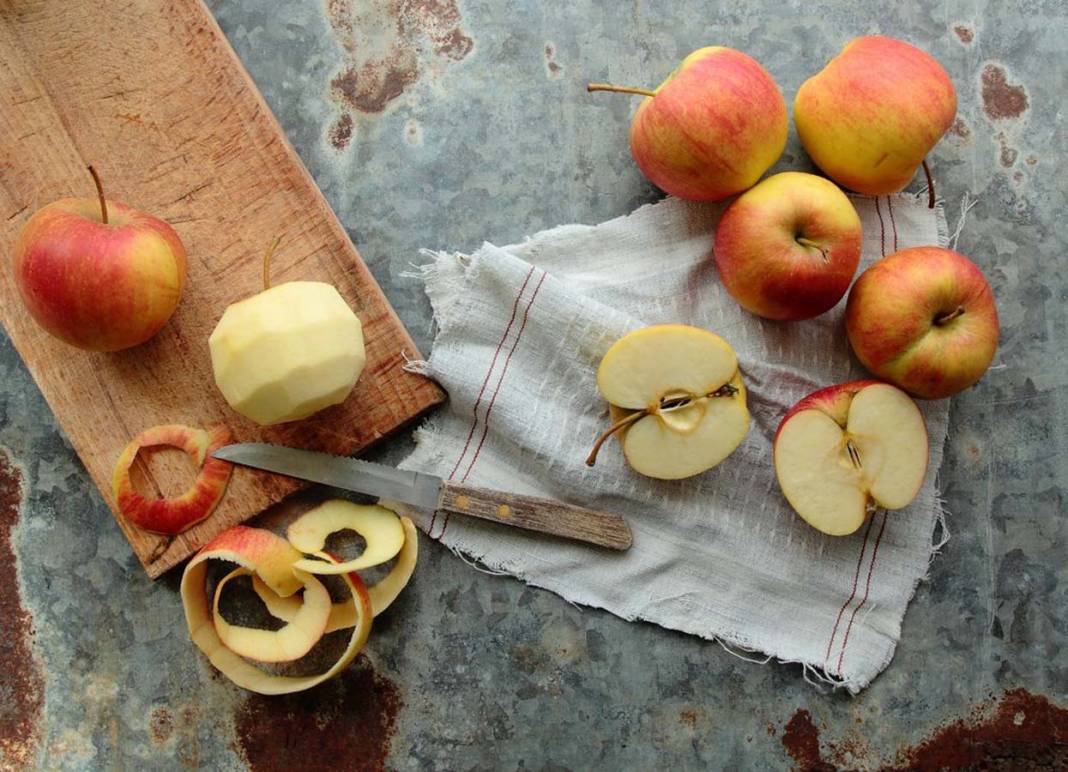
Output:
[
  {"xmin": 836, "ymin": 510, "xmax": 889, "ymax": 676},
  {"xmin": 430, "ymin": 265, "xmax": 536, "ymax": 537},
  {"xmin": 439, "ymin": 270, "xmax": 547, "ymax": 539},
  {"xmin": 886, "ymin": 196, "xmax": 899, "ymax": 252},
  {"xmin": 822, "ymin": 514, "xmax": 876, "ymax": 671}
]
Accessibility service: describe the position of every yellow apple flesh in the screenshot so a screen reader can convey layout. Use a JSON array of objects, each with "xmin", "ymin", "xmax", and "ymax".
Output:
[
  {"xmin": 774, "ymin": 381, "xmax": 929, "ymax": 535},
  {"xmin": 209, "ymin": 281, "xmax": 366, "ymax": 425},
  {"xmin": 593, "ymin": 325, "xmax": 750, "ymax": 480}
]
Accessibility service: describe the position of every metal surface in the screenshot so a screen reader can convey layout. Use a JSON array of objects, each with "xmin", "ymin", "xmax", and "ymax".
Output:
[
  {"xmin": 0, "ymin": 0, "xmax": 1065, "ymax": 769},
  {"xmin": 214, "ymin": 443, "xmax": 443, "ymax": 510}
]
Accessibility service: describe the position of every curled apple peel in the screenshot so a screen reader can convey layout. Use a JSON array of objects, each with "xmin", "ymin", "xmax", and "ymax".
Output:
[
  {"xmin": 213, "ymin": 567, "xmax": 332, "ymax": 663},
  {"xmin": 112, "ymin": 424, "xmax": 233, "ymax": 534},
  {"xmin": 287, "ymin": 500, "xmax": 406, "ymax": 575},
  {"xmin": 181, "ymin": 525, "xmax": 373, "ymax": 695},
  {"xmin": 252, "ymin": 515, "xmax": 419, "ymax": 625}
]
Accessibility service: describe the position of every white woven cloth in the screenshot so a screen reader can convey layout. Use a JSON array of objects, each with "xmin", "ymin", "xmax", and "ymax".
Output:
[{"xmin": 401, "ymin": 193, "xmax": 949, "ymax": 693}]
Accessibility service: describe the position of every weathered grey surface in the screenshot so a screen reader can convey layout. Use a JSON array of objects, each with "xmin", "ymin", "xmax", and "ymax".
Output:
[{"xmin": 2, "ymin": 0, "xmax": 1065, "ymax": 769}]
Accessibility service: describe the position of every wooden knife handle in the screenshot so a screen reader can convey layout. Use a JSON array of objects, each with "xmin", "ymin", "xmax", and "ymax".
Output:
[{"xmin": 437, "ymin": 481, "xmax": 632, "ymax": 551}]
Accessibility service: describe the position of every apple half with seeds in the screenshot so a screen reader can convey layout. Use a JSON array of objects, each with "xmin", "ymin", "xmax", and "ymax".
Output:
[
  {"xmin": 587, "ymin": 325, "xmax": 750, "ymax": 480},
  {"xmin": 774, "ymin": 381, "xmax": 929, "ymax": 536}
]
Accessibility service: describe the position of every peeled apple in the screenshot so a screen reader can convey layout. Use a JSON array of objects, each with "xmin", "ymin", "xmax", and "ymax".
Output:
[{"xmin": 209, "ymin": 281, "xmax": 366, "ymax": 426}]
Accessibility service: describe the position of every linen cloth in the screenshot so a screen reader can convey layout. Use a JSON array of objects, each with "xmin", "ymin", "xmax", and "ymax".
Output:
[{"xmin": 401, "ymin": 193, "xmax": 949, "ymax": 692}]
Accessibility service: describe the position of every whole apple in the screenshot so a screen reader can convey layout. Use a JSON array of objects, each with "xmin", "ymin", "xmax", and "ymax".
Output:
[
  {"xmin": 845, "ymin": 247, "xmax": 999, "ymax": 399},
  {"xmin": 588, "ymin": 47, "xmax": 787, "ymax": 201},
  {"xmin": 13, "ymin": 169, "xmax": 187, "ymax": 351},
  {"xmin": 794, "ymin": 36, "xmax": 956, "ymax": 196},
  {"xmin": 714, "ymin": 172, "xmax": 862, "ymax": 321}
]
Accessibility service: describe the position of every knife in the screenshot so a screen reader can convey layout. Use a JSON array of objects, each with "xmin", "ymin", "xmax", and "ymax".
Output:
[{"xmin": 213, "ymin": 443, "xmax": 632, "ymax": 551}]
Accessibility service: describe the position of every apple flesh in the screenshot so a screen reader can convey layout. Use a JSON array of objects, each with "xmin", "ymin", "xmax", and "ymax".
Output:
[
  {"xmin": 590, "ymin": 325, "xmax": 750, "ymax": 479},
  {"xmin": 714, "ymin": 172, "xmax": 863, "ymax": 320},
  {"xmin": 589, "ymin": 47, "xmax": 787, "ymax": 201},
  {"xmin": 209, "ymin": 280, "xmax": 366, "ymax": 426},
  {"xmin": 794, "ymin": 36, "xmax": 956, "ymax": 196},
  {"xmin": 774, "ymin": 381, "xmax": 929, "ymax": 536},
  {"xmin": 846, "ymin": 247, "xmax": 999, "ymax": 399},
  {"xmin": 13, "ymin": 177, "xmax": 187, "ymax": 351},
  {"xmin": 111, "ymin": 424, "xmax": 234, "ymax": 534}
]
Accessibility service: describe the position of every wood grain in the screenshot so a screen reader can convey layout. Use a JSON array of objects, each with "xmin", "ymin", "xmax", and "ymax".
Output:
[
  {"xmin": 438, "ymin": 482, "xmax": 633, "ymax": 551},
  {"xmin": 0, "ymin": 0, "xmax": 445, "ymax": 577}
]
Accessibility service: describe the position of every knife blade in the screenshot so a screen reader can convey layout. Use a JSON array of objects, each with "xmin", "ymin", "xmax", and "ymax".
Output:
[{"xmin": 213, "ymin": 443, "xmax": 631, "ymax": 551}]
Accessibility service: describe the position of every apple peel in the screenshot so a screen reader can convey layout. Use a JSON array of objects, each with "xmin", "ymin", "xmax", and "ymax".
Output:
[
  {"xmin": 181, "ymin": 526, "xmax": 373, "ymax": 695},
  {"xmin": 287, "ymin": 500, "xmax": 405, "ymax": 575},
  {"xmin": 112, "ymin": 424, "xmax": 233, "ymax": 534},
  {"xmin": 213, "ymin": 567, "xmax": 331, "ymax": 663},
  {"xmin": 252, "ymin": 515, "xmax": 419, "ymax": 624}
]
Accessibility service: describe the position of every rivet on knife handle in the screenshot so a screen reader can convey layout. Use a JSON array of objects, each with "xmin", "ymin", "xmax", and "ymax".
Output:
[{"xmin": 436, "ymin": 482, "xmax": 632, "ymax": 551}]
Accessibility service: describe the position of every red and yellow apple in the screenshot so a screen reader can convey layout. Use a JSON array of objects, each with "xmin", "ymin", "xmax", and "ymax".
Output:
[
  {"xmin": 794, "ymin": 36, "xmax": 956, "ymax": 195},
  {"xmin": 12, "ymin": 168, "xmax": 186, "ymax": 351},
  {"xmin": 714, "ymin": 172, "xmax": 862, "ymax": 320},
  {"xmin": 845, "ymin": 247, "xmax": 999, "ymax": 399},
  {"xmin": 112, "ymin": 424, "xmax": 234, "ymax": 534},
  {"xmin": 588, "ymin": 47, "xmax": 787, "ymax": 201},
  {"xmin": 774, "ymin": 381, "xmax": 929, "ymax": 536}
]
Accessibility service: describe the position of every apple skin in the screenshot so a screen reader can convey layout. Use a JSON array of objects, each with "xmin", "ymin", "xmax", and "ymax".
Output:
[
  {"xmin": 773, "ymin": 380, "xmax": 883, "ymax": 443},
  {"xmin": 13, "ymin": 197, "xmax": 187, "ymax": 352},
  {"xmin": 714, "ymin": 172, "xmax": 863, "ymax": 320},
  {"xmin": 794, "ymin": 36, "xmax": 956, "ymax": 195},
  {"xmin": 845, "ymin": 247, "xmax": 999, "ymax": 399},
  {"xmin": 629, "ymin": 47, "xmax": 788, "ymax": 201}
]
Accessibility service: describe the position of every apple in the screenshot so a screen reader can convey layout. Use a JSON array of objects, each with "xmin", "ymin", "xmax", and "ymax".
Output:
[
  {"xmin": 588, "ymin": 47, "xmax": 787, "ymax": 201},
  {"xmin": 12, "ymin": 167, "xmax": 187, "ymax": 351},
  {"xmin": 845, "ymin": 247, "xmax": 999, "ymax": 399},
  {"xmin": 774, "ymin": 381, "xmax": 929, "ymax": 536},
  {"xmin": 794, "ymin": 36, "xmax": 956, "ymax": 199},
  {"xmin": 112, "ymin": 424, "xmax": 234, "ymax": 534},
  {"xmin": 209, "ymin": 240, "xmax": 366, "ymax": 426},
  {"xmin": 714, "ymin": 172, "xmax": 862, "ymax": 320},
  {"xmin": 587, "ymin": 325, "xmax": 749, "ymax": 479}
]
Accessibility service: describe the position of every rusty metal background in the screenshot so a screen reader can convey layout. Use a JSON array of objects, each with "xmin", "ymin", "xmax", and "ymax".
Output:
[{"xmin": 1, "ymin": 0, "xmax": 1065, "ymax": 769}]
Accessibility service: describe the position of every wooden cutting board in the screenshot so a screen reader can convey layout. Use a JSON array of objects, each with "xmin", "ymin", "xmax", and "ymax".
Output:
[{"xmin": 0, "ymin": 0, "xmax": 446, "ymax": 577}]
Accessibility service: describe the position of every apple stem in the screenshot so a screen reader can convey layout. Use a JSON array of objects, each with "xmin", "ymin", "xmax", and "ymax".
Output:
[
  {"xmin": 934, "ymin": 306, "xmax": 965, "ymax": 326},
  {"xmin": 261, "ymin": 236, "xmax": 282, "ymax": 291},
  {"xmin": 795, "ymin": 237, "xmax": 828, "ymax": 261},
  {"xmin": 585, "ymin": 410, "xmax": 648, "ymax": 467},
  {"xmin": 586, "ymin": 83, "xmax": 657, "ymax": 98},
  {"xmin": 87, "ymin": 165, "xmax": 108, "ymax": 225},
  {"xmin": 922, "ymin": 159, "xmax": 935, "ymax": 209}
]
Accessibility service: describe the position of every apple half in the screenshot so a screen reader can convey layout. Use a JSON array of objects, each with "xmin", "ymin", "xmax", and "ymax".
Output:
[
  {"xmin": 112, "ymin": 424, "xmax": 234, "ymax": 534},
  {"xmin": 588, "ymin": 325, "xmax": 750, "ymax": 480},
  {"xmin": 773, "ymin": 381, "xmax": 929, "ymax": 536}
]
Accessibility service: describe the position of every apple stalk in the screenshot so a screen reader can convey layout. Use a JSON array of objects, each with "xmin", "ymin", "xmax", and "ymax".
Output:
[
  {"xmin": 261, "ymin": 236, "xmax": 282, "ymax": 291},
  {"xmin": 87, "ymin": 165, "xmax": 108, "ymax": 224},
  {"xmin": 585, "ymin": 383, "xmax": 739, "ymax": 467},
  {"xmin": 586, "ymin": 83, "xmax": 657, "ymax": 98},
  {"xmin": 922, "ymin": 159, "xmax": 935, "ymax": 209}
]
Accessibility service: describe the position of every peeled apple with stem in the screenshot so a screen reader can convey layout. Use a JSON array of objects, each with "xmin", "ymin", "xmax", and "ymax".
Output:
[{"xmin": 209, "ymin": 239, "xmax": 366, "ymax": 426}]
